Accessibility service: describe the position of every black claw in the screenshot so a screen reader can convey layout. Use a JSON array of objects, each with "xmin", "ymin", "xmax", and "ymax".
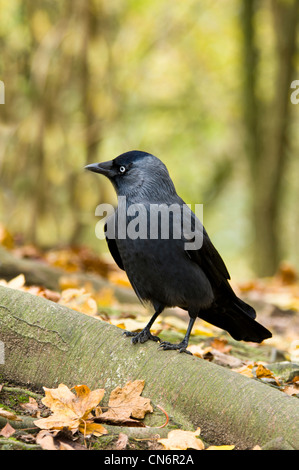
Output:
[
  {"xmin": 123, "ymin": 329, "xmax": 160, "ymax": 344},
  {"xmin": 122, "ymin": 330, "xmax": 138, "ymax": 337},
  {"xmin": 158, "ymin": 341, "xmax": 192, "ymax": 354}
]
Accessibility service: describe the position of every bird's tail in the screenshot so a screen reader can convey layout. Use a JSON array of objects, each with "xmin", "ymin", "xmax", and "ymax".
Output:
[{"xmin": 199, "ymin": 296, "xmax": 272, "ymax": 343}]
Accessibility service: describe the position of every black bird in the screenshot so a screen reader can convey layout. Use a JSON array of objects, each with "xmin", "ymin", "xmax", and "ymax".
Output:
[{"xmin": 85, "ymin": 150, "xmax": 271, "ymax": 353}]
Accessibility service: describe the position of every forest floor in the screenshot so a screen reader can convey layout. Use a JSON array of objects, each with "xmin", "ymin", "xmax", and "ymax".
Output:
[{"xmin": 0, "ymin": 237, "xmax": 299, "ymax": 450}]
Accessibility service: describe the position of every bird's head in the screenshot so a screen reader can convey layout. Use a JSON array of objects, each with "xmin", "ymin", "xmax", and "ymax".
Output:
[{"xmin": 85, "ymin": 150, "xmax": 177, "ymax": 200}]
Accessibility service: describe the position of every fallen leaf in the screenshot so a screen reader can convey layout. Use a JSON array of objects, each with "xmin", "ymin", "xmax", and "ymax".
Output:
[
  {"xmin": 210, "ymin": 338, "xmax": 232, "ymax": 353},
  {"xmin": 255, "ymin": 364, "xmax": 281, "ymax": 385},
  {"xmin": 78, "ymin": 420, "xmax": 108, "ymax": 437},
  {"xmin": 234, "ymin": 364, "xmax": 254, "ymax": 378},
  {"xmin": 59, "ymin": 441, "xmax": 75, "ymax": 450},
  {"xmin": 20, "ymin": 396, "xmax": 40, "ymax": 417},
  {"xmin": 0, "ymin": 422, "xmax": 16, "ymax": 437},
  {"xmin": 58, "ymin": 288, "xmax": 97, "ymax": 315},
  {"xmin": 100, "ymin": 380, "xmax": 153, "ymax": 423},
  {"xmin": 34, "ymin": 383, "xmax": 106, "ymax": 436},
  {"xmin": 206, "ymin": 445, "xmax": 235, "ymax": 450},
  {"xmin": 114, "ymin": 432, "xmax": 129, "ymax": 450},
  {"xmin": 282, "ymin": 382, "xmax": 299, "ymax": 396},
  {"xmin": 0, "ymin": 224, "xmax": 14, "ymax": 249},
  {"xmin": 45, "ymin": 249, "xmax": 80, "ymax": 272},
  {"xmin": 0, "ymin": 273, "xmax": 25, "ymax": 290},
  {"xmin": 0, "ymin": 407, "xmax": 22, "ymax": 421},
  {"xmin": 95, "ymin": 287, "xmax": 117, "ymax": 307},
  {"xmin": 187, "ymin": 343, "xmax": 211, "ymax": 358},
  {"xmin": 35, "ymin": 430, "xmax": 57, "ymax": 450},
  {"xmin": 158, "ymin": 428, "xmax": 204, "ymax": 450}
]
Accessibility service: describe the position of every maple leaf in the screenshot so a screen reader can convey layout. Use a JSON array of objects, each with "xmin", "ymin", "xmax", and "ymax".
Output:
[
  {"xmin": 158, "ymin": 428, "xmax": 204, "ymax": 450},
  {"xmin": 34, "ymin": 384, "xmax": 107, "ymax": 437},
  {"xmin": 99, "ymin": 380, "xmax": 153, "ymax": 424}
]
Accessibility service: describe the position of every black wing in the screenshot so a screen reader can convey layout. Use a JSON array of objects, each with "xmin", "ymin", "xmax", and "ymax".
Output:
[
  {"xmin": 104, "ymin": 221, "xmax": 125, "ymax": 271},
  {"xmin": 186, "ymin": 221, "xmax": 256, "ymax": 319},
  {"xmin": 187, "ymin": 226, "xmax": 230, "ymax": 287}
]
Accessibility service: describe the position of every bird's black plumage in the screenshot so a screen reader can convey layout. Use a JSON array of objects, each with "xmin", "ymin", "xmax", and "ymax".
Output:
[{"xmin": 86, "ymin": 150, "xmax": 271, "ymax": 352}]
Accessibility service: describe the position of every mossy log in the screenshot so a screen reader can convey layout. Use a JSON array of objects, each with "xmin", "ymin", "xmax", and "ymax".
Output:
[{"xmin": 0, "ymin": 285, "xmax": 298, "ymax": 449}]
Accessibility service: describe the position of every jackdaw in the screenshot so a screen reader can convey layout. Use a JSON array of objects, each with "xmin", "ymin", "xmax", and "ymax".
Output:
[{"xmin": 85, "ymin": 150, "xmax": 271, "ymax": 353}]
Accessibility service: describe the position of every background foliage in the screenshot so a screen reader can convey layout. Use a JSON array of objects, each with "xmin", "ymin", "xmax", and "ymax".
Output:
[{"xmin": 0, "ymin": 0, "xmax": 299, "ymax": 278}]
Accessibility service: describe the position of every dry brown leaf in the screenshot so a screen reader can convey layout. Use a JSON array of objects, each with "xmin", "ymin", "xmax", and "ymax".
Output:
[
  {"xmin": 210, "ymin": 338, "xmax": 232, "ymax": 353},
  {"xmin": 34, "ymin": 383, "xmax": 107, "ymax": 436},
  {"xmin": 35, "ymin": 430, "xmax": 57, "ymax": 450},
  {"xmin": 0, "ymin": 422, "xmax": 16, "ymax": 438},
  {"xmin": 206, "ymin": 445, "xmax": 235, "ymax": 450},
  {"xmin": 114, "ymin": 432, "xmax": 129, "ymax": 450},
  {"xmin": 187, "ymin": 344, "xmax": 211, "ymax": 358},
  {"xmin": 282, "ymin": 382, "xmax": 299, "ymax": 396},
  {"xmin": 255, "ymin": 364, "xmax": 281, "ymax": 385},
  {"xmin": 100, "ymin": 380, "xmax": 153, "ymax": 423},
  {"xmin": 20, "ymin": 396, "xmax": 40, "ymax": 417},
  {"xmin": 0, "ymin": 407, "xmax": 22, "ymax": 421},
  {"xmin": 158, "ymin": 428, "xmax": 204, "ymax": 450},
  {"xmin": 59, "ymin": 441, "xmax": 75, "ymax": 450}
]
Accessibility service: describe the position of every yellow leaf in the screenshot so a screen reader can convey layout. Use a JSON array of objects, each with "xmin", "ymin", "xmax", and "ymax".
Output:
[
  {"xmin": 110, "ymin": 317, "xmax": 156, "ymax": 333},
  {"xmin": 206, "ymin": 445, "xmax": 235, "ymax": 450},
  {"xmin": 0, "ymin": 224, "xmax": 14, "ymax": 249},
  {"xmin": 34, "ymin": 383, "xmax": 106, "ymax": 435},
  {"xmin": 1, "ymin": 274, "xmax": 26, "ymax": 290},
  {"xmin": 59, "ymin": 288, "xmax": 98, "ymax": 316},
  {"xmin": 255, "ymin": 364, "xmax": 281, "ymax": 385},
  {"xmin": 79, "ymin": 421, "xmax": 107, "ymax": 437},
  {"xmin": 158, "ymin": 428, "xmax": 204, "ymax": 450},
  {"xmin": 72, "ymin": 385, "xmax": 105, "ymax": 419},
  {"xmin": 234, "ymin": 364, "xmax": 254, "ymax": 378},
  {"xmin": 95, "ymin": 287, "xmax": 117, "ymax": 307}
]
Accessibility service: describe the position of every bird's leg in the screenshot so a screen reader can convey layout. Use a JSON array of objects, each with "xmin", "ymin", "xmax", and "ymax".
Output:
[
  {"xmin": 159, "ymin": 317, "xmax": 196, "ymax": 354},
  {"xmin": 123, "ymin": 310, "xmax": 161, "ymax": 344}
]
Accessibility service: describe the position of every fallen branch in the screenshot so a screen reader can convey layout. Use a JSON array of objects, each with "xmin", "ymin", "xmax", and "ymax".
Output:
[
  {"xmin": 0, "ymin": 285, "xmax": 298, "ymax": 449},
  {"xmin": 0, "ymin": 246, "xmax": 136, "ymax": 303}
]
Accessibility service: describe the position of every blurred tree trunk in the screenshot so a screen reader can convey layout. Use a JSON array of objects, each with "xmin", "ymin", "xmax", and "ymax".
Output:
[
  {"xmin": 70, "ymin": 0, "xmax": 106, "ymax": 244},
  {"xmin": 241, "ymin": 0, "xmax": 299, "ymax": 276}
]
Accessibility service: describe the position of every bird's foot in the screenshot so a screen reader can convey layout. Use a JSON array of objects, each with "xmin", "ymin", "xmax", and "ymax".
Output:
[
  {"xmin": 158, "ymin": 341, "xmax": 192, "ymax": 355},
  {"xmin": 123, "ymin": 327, "xmax": 160, "ymax": 344}
]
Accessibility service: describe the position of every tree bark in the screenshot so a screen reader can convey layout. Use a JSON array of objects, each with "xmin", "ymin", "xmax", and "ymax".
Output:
[{"xmin": 0, "ymin": 286, "xmax": 298, "ymax": 449}]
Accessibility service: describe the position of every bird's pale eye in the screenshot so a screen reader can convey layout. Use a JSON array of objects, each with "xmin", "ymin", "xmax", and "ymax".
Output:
[{"xmin": 119, "ymin": 166, "xmax": 126, "ymax": 173}]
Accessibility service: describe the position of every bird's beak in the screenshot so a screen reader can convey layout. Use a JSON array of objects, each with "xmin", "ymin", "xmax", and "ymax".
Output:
[{"xmin": 84, "ymin": 160, "xmax": 114, "ymax": 176}]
